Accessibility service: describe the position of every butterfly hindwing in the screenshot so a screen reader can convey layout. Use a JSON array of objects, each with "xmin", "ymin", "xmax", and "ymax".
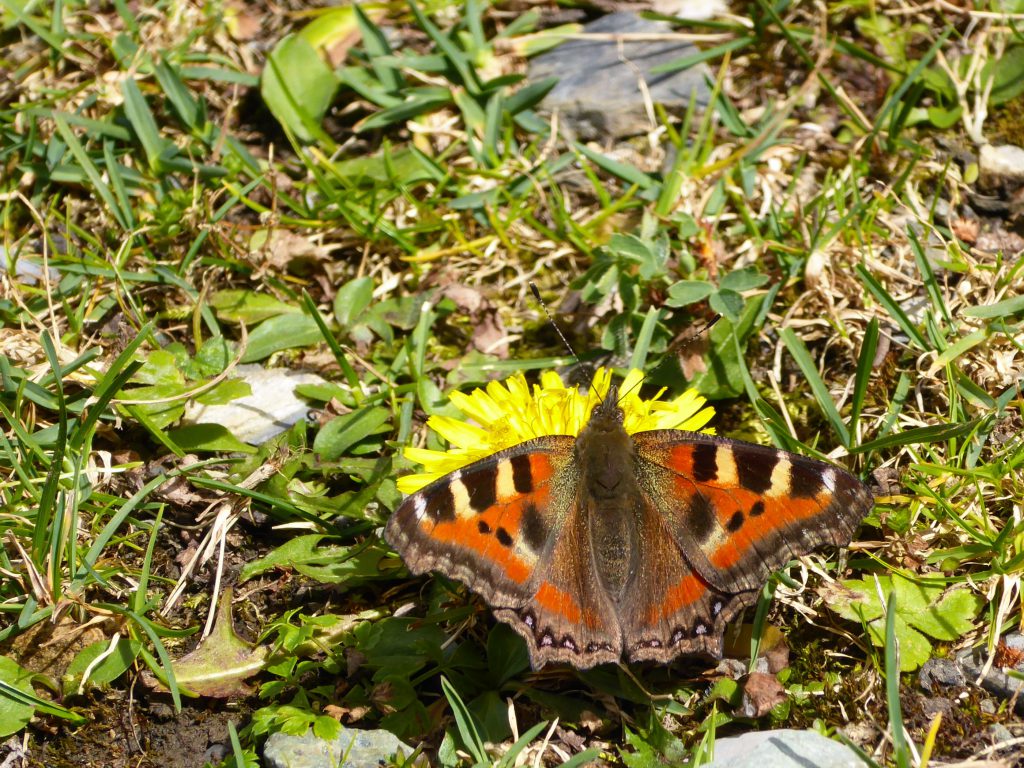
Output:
[
  {"xmin": 633, "ymin": 431, "xmax": 872, "ymax": 594},
  {"xmin": 495, "ymin": 491, "xmax": 623, "ymax": 669},
  {"xmin": 623, "ymin": 495, "xmax": 754, "ymax": 662}
]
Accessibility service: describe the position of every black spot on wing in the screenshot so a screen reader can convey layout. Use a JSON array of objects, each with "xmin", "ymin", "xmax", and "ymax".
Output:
[
  {"xmin": 477, "ymin": 519, "xmax": 492, "ymax": 534},
  {"xmin": 496, "ymin": 527, "xmax": 514, "ymax": 548},
  {"xmin": 691, "ymin": 442, "xmax": 718, "ymax": 482},
  {"xmin": 735, "ymin": 449, "xmax": 777, "ymax": 495},
  {"xmin": 428, "ymin": 488, "xmax": 455, "ymax": 522},
  {"xmin": 510, "ymin": 453, "xmax": 533, "ymax": 494},
  {"xmin": 749, "ymin": 500, "xmax": 765, "ymax": 517},
  {"xmin": 689, "ymin": 491, "xmax": 716, "ymax": 543},
  {"xmin": 466, "ymin": 466, "xmax": 497, "ymax": 512},
  {"xmin": 726, "ymin": 510, "xmax": 744, "ymax": 532},
  {"xmin": 522, "ymin": 502, "xmax": 547, "ymax": 552},
  {"xmin": 789, "ymin": 463, "xmax": 824, "ymax": 499}
]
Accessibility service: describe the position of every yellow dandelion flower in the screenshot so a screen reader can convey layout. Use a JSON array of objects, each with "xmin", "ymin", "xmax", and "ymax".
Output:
[{"xmin": 396, "ymin": 368, "xmax": 716, "ymax": 494}]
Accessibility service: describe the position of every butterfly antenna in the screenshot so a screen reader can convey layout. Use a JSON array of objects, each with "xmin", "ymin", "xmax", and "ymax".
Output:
[
  {"xmin": 528, "ymin": 286, "xmax": 598, "ymax": 397},
  {"xmin": 613, "ymin": 314, "xmax": 722, "ymax": 407}
]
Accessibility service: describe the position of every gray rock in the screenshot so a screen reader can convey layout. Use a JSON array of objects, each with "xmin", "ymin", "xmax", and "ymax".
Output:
[
  {"xmin": 262, "ymin": 727, "xmax": 414, "ymax": 768},
  {"xmin": 919, "ymin": 657, "xmax": 965, "ymax": 693},
  {"xmin": 528, "ymin": 12, "xmax": 710, "ymax": 140},
  {"xmin": 705, "ymin": 729, "xmax": 863, "ymax": 768},
  {"xmin": 182, "ymin": 364, "xmax": 326, "ymax": 445},
  {"xmin": 979, "ymin": 143, "xmax": 1024, "ymax": 182},
  {"xmin": 957, "ymin": 632, "xmax": 1024, "ymax": 714}
]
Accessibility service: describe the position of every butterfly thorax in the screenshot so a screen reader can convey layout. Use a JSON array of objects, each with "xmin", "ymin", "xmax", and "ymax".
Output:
[{"xmin": 576, "ymin": 391, "xmax": 640, "ymax": 601}]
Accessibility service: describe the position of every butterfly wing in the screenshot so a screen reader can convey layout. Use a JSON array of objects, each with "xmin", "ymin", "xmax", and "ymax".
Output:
[
  {"xmin": 385, "ymin": 437, "xmax": 622, "ymax": 669},
  {"xmin": 633, "ymin": 431, "xmax": 872, "ymax": 595},
  {"xmin": 620, "ymin": 430, "xmax": 872, "ymax": 661},
  {"xmin": 622, "ymin": 495, "xmax": 754, "ymax": 662}
]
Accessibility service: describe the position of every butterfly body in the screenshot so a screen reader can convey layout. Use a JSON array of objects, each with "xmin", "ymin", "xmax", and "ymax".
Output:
[{"xmin": 386, "ymin": 387, "xmax": 873, "ymax": 670}]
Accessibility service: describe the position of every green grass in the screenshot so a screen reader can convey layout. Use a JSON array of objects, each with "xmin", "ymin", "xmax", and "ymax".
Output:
[{"xmin": 1, "ymin": 0, "xmax": 1023, "ymax": 765}]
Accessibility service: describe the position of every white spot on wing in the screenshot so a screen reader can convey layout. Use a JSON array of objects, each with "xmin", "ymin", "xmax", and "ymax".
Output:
[
  {"xmin": 716, "ymin": 447, "xmax": 738, "ymax": 486},
  {"xmin": 450, "ymin": 473, "xmax": 472, "ymax": 518},
  {"xmin": 495, "ymin": 460, "xmax": 515, "ymax": 500},
  {"xmin": 768, "ymin": 457, "xmax": 792, "ymax": 498},
  {"xmin": 413, "ymin": 496, "xmax": 427, "ymax": 521},
  {"xmin": 822, "ymin": 467, "xmax": 837, "ymax": 493}
]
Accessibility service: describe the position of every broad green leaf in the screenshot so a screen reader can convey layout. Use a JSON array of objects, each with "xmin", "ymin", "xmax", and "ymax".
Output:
[
  {"xmin": 719, "ymin": 267, "xmax": 769, "ymax": 292},
  {"xmin": 261, "ymin": 32, "xmax": 339, "ymax": 144},
  {"xmin": 241, "ymin": 535, "xmax": 390, "ymax": 585},
  {"xmin": 208, "ymin": 289, "xmax": 302, "ymax": 324},
  {"xmin": 665, "ymin": 280, "xmax": 713, "ymax": 307},
  {"xmin": 241, "ymin": 313, "xmax": 324, "ymax": 363},
  {"xmin": 0, "ymin": 655, "xmax": 36, "ymax": 738},
  {"xmin": 709, "ymin": 288, "xmax": 744, "ymax": 323},
  {"xmin": 313, "ymin": 405, "xmax": 391, "ymax": 460},
  {"xmin": 168, "ymin": 423, "xmax": 256, "ymax": 453},
  {"xmin": 333, "ymin": 276, "xmax": 375, "ymax": 330},
  {"xmin": 171, "ymin": 589, "xmax": 267, "ymax": 697},
  {"xmin": 194, "ymin": 378, "xmax": 251, "ymax": 406},
  {"xmin": 832, "ymin": 575, "xmax": 983, "ymax": 670},
  {"xmin": 63, "ymin": 639, "xmax": 141, "ymax": 696}
]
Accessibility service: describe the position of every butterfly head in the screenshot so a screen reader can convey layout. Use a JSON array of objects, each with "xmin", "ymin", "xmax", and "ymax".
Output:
[{"xmin": 586, "ymin": 384, "xmax": 626, "ymax": 431}]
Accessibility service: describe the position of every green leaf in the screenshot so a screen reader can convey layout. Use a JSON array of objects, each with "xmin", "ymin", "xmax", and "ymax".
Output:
[
  {"xmin": 665, "ymin": 280, "xmax": 714, "ymax": 307},
  {"xmin": 313, "ymin": 406, "xmax": 391, "ymax": 460},
  {"xmin": 333, "ymin": 276, "xmax": 375, "ymax": 330},
  {"xmin": 709, "ymin": 288, "xmax": 744, "ymax": 323},
  {"xmin": 719, "ymin": 267, "xmax": 769, "ymax": 292},
  {"xmin": 573, "ymin": 141, "xmax": 656, "ymax": 190},
  {"xmin": 240, "ymin": 535, "xmax": 390, "ymax": 585},
  {"xmin": 63, "ymin": 639, "xmax": 141, "ymax": 696},
  {"xmin": 832, "ymin": 575, "xmax": 983, "ymax": 671},
  {"xmin": 780, "ymin": 327, "xmax": 851, "ymax": 448},
  {"xmin": 0, "ymin": 655, "xmax": 36, "ymax": 738},
  {"xmin": 261, "ymin": 32, "xmax": 339, "ymax": 144},
  {"xmin": 170, "ymin": 588, "xmax": 267, "ymax": 697},
  {"xmin": 168, "ymin": 423, "xmax": 256, "ymax": 454},
  {"xmin": 961, "ymin": 293, "xmax": 1024, "ymax": 319},
  {"xmin": 241, "ymin": 313, "xmax": 325, "ymax": 363},
  {"xmin": 208, "ymin": 289, "xmax": 302, "ymax": 324}
]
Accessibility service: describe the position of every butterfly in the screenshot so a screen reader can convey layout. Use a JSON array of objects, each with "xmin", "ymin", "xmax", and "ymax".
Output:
[{"xmin": 385, "ymin": 385, "xmax": 873, "ymax": 670}]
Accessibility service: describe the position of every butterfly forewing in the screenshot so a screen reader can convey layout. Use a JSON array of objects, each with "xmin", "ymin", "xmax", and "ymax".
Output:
[
  {"xmin": 633, "ymin": 431, "xmax": 872, "ymax": 594},
  {"xmin": 385, "ymin": 437, "xmax": 576, "ymax": 604}
]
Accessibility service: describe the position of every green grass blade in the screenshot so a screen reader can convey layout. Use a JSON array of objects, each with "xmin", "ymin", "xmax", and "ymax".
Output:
[
  {"xmin": 630, "ymin": 307, "xmax": 662, "ymax": 371},
  {"xmin": 856, "ymin": 264, "xmax": 931, "ymax": 351},
  {"xmin": 851, "ymin": 418, "xmax": 980, "ymax": 454},
  {"xmin": 440, "ymin": 676, "xmax": 487, "ymax": 765},
  {"xmin": 780, "ymin": 327, "xmax": 851, "ymax": 448},
  {"xmin": 573, "ymin": 142, "xmax": 656, "ymax": 190},
  {"xmin": 353, "ymin": 4, "xmax": 403, "ymax": 93},
  {"xmin": 908, "ymin": 229, "xmax": 952, "ymax": 326},
  {"xmin": 121, "ymin": 78, "xmax": 169, "ymax": 172},
  {"xmin": 961, "ymin": 293, "xmax": 1024, "ymax": 319},
  {"xmin": 407, "ymin": 0, "xmax": 482, "ymax": 94},
  {"xmin": 53, "ymin": 113, "xmax": 130, "ymax": 229},
  {"xmin": 884, "ymin": 588, "xmax": 912, "ymax": 768},
  {"xmin": 849, "ymin": 317, "xmax": 878, "ymax": 440}
]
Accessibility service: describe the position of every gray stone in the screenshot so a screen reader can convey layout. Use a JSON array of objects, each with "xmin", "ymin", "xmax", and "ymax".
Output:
[
  {"xmin": 182, "ymin": 364, "xmax": 326, "ymax": 445},
  {"xmin": 262, "ymin": 727, "xmax": 414, "ymax": 768},
  {"xmin": 528, "ymin": 12, "xmax": 710, "ymax": 140},
  {"xmin": 919, "ymin": 657, "xmax": 965, "ymax": 693},
  {"xmin": 957, "ymin": 632, "xmax": 1024, "ymax": 714},
  {"xmin": 705, "ymin": 729, "xmax": 863, "ymax": 768},
  {"xmin": 980, "ymin": 143, "xmax": 1024, "ymax": 182}
]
